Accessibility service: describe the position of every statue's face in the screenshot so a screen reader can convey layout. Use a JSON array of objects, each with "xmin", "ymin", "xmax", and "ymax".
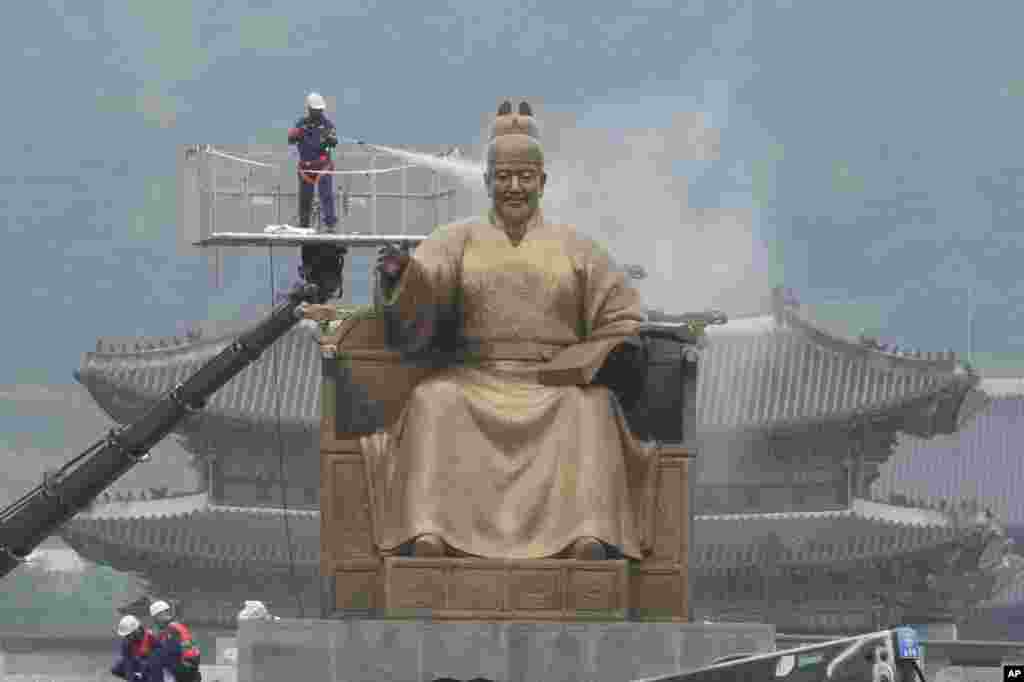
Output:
[{"xmin": 486, "ymin": 162, "xmax": 546, "ymax": 226}]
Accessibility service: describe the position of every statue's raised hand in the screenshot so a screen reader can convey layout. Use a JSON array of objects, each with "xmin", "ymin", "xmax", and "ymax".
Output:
[{"xmin": 376, "ymin": 244, "xmax": 410, "ymax": 287}]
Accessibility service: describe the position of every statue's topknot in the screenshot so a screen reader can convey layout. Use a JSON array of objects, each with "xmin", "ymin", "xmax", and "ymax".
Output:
[
  {"xmin": 486, "ymin": 99, "xmax": 544, "ymax": 167},
  {"xmin": 488, "ymin": 100, "xmax": 541, "ymax": 142}
]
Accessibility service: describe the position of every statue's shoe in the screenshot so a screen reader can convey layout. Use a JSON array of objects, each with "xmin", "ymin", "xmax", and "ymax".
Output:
[
  {"xmin": 570, "ymin": 536, "xmax": 607, "ymax": 560},
  {"xmin": 412, "ymin": 534, "xmax": 447, "ymax": 557}
]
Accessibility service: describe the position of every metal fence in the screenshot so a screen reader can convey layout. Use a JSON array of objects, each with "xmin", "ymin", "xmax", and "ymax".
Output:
[{"xmin": 178, "ymin": 143, "xmax": 471, "ymax": 246}]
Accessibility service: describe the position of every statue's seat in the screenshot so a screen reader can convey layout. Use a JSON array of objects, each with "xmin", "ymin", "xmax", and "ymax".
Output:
[{"xmin": 317, "ymin": 312, "xmax": 698, "ymax": 621}]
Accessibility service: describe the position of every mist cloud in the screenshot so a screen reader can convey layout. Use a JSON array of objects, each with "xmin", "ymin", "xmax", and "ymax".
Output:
[{"xmin": 463, "ymin": 107, "xmax": 774, "ymax": 317}]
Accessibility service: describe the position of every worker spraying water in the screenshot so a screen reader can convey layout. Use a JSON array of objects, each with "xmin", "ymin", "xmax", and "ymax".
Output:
[
  {"xmin": 288, "ymin": 92, "xmax": 340, "ymax": 231},
  {"xmin": 286, "ymin": 92, "xmax": 348, "ymax": 304}
]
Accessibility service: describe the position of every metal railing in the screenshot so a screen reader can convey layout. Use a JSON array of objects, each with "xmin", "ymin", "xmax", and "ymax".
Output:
[{"xmin": 179, "ymin": 143, "xmax": 463, "ymax": 248}]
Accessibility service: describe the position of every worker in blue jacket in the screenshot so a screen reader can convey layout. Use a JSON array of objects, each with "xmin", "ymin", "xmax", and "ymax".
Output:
[
  {"xmin": 287, "ymin": 92, "xmax": 339, "ymax": 230},
  {"xmin": 111, "ymin": 614, "xmax": 162, "ymax": 682}
]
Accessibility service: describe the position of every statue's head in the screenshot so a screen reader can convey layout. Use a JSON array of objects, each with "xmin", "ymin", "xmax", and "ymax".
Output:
[{"xmin": 484, "ymin": 100, "xmax": 547, "ymax": 227}]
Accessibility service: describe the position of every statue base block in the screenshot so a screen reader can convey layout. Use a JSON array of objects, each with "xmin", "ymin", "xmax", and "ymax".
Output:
[
  {"xmin": 384, "ymin": 557, "xmax": 629, "ymax": 619},
  {"xmin": 236, "ymin": 619, "xmax": 775, "ymax": 682}
]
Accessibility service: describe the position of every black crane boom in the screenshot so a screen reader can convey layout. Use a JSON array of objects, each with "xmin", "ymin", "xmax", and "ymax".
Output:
[{"xmin": 0, "ymin": 271, "xmax": 334, "ymax": 580}]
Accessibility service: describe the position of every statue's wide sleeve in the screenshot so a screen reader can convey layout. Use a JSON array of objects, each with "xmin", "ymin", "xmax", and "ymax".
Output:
[
  {"xmin": 377, "ymin": 225, "xmax": 463, "ymax": 355},
  {"xmin": 538, "ymin": 233, "xmax": 644, "ymax": 386}
]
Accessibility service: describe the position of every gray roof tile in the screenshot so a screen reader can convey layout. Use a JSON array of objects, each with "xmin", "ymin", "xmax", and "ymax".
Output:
[{"xmin": 77, "ymin": 297, "xmax": 974, "ymax": 436}]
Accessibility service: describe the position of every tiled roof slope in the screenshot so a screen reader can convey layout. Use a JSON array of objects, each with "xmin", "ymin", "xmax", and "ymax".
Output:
[
  {"xmin": 77, "ymin": 320, "xmax": 324, "ymax": 430},
  {"xmin": 60, "ymin": 496, "xmax": 979, "ymax": 574},
  {"xmin": 76, "ymin": 290, "xmax": 977, "ymax": 437}
]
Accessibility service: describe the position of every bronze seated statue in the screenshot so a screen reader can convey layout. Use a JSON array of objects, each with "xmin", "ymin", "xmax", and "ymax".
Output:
[
  {"xmin": 311, "ymin": 99, "xmax": 711, "ymax": 620},
  {"xmin": 315, "ymin": 304, "xmax": 702, "ymax": 619}
]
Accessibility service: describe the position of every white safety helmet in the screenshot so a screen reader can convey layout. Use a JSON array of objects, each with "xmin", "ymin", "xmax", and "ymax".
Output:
[
  {"xmin": 117, "ymin": 614, "xmax": 141, "ymax": 637},
  {"xmin": 306, "ymin": 92, "xmax": 326, "ymax": 110},
  {"xmin": 149, "ymin": 600, "xmax": 171, "ymax": 617},
  {"xmin": 238, "ymin": 600, "xmax": 280, "ymax": 622}
]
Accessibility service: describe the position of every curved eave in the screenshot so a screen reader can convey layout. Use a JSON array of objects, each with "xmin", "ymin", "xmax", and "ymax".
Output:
[
  {"xmin": 775, "ymin": 299, "xmax": 963, "ymax": 373},
  {"xmin": 76, "ymin": 321, "xmax": 323, "ymax": 433},
  {"xmin": 977, "ymin": 377, "xmax": 1024, "ymax": 399},
  {"xmin": 61, "ymin": 497, "xmax": 321, "ymax": 573},
  {"xmin": 697, "ymin": 301, "xmax": 975, "ymax": 435},
  {"xmin": 954, "ymin": 379, "xmax": 1024, "ymax": 432},
  {"xmin": 61, "ymin": 497, "xmax": 984, "ymax": 577},
  {"xmin": 977, "ymin": 557, "xmax": 1024, "ymax": 607},
  {"xmin": 771, "ymin": 296, "xmax": 979, "ymax": 437}
]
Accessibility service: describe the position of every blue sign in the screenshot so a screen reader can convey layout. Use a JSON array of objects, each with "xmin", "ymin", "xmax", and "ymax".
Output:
[{"xmin": 895, "ymin": 627, "xmax": 921, "ymax": 660}]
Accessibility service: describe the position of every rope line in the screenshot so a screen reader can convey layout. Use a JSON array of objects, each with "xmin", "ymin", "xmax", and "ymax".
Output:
[
  {"xmin": 268, "ymin": 245, "xmax": 304, "ymax": 618},
  {"xmin": 204, "ymin": 147, "xmax": 276, "ymax": 168},
  {"xmin": 204, "ymin": 145, "xmax": 415, "ymax": 176}
]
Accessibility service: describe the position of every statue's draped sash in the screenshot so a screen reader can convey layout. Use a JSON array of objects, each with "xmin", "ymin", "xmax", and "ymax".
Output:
[{"xmin": 360, "ymin": 210, "xmax": 659, "ymax": 559}]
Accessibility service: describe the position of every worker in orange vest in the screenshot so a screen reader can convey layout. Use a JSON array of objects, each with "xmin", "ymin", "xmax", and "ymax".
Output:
[
  {"xmin": 149, "ymin": 600, "xmax": 202, "ymax": 682},
  {"xmin": 111, "ymin": 614, "xmax": 160, "ymax": 681}
]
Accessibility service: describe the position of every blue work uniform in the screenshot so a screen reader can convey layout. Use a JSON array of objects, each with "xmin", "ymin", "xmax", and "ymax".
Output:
[
  {"xmin": 111, "ymin": 629, "xmax": 162, "ymax": 682},
  {"xmin": 288, "ymin": 114, "xmax": 339, "ymax": 228}
]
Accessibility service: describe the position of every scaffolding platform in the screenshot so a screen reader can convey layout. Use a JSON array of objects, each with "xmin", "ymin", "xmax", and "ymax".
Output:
[
  {"xmin": 197, "ymin": 231, "xmax": 427, "ymax": 249},
  {"xmin": 178, "ymin": 143, "xmax": 468, "ymax": 250}
]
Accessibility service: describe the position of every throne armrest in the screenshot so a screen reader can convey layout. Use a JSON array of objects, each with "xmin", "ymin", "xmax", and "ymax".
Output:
[{"xmin": 621, "ymin": 322, "xmax": 704, "ymax": 444}]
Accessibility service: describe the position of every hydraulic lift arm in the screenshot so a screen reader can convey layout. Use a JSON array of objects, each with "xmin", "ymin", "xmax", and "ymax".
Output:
[{"xmin": 0, "ymin": 245, "xmax": 346, "ymax": 580}]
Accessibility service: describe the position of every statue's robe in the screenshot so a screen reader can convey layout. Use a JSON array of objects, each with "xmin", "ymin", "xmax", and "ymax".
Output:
[{"xmin": 360, "ymin": 209, "xmax": 659, "ymax": 559}]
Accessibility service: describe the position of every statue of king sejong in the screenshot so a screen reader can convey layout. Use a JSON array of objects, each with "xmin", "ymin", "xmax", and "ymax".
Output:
[{"xmin": 363, "ymin": 100, "xmax": 655, "ymax": 562}]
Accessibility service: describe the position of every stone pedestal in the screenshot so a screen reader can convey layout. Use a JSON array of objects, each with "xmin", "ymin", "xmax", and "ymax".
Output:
[{"xmin": 236, "ymin": 619, "xmax": 774, "ymax": 682}]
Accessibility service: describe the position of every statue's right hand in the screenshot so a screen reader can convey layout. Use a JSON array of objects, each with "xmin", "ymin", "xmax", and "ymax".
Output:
[{"xmin": 376, "ymin": 244, "xmax": 410, "ymax": 283}]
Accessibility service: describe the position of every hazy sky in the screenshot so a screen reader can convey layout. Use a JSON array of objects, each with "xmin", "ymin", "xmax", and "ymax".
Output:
[{"xmin": 1, "ymin": 1, "xmax": 1023, "ymax": 505}]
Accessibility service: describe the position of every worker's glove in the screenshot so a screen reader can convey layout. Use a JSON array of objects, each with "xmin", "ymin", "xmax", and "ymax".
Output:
[
  {"xmin": 287, "ymin": 127, "xmax": 304, "ymax": 142},
  {"xmin": 376, "ymin": 244, "xmax": 411, "ymax": 289}
]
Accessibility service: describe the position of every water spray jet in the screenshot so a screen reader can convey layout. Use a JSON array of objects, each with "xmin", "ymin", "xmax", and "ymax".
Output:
[{"xmin": 339, "ymin": 137, "xmax": 485, "ymax": 187}]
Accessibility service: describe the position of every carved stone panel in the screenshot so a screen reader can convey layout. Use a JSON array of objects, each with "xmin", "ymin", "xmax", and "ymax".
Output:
[
  {"xmin": 388, "ymin": 565, "xmax": 447, "ymax": 609},
  {"xmin": 382, "ymin": 558, "xmax": 629, "ymax": 620},
  {"xmin": 566, "ymin": 566, "xmax": 624, "ymax": 611},
  {"xmin": 448, "ymin": 569, "xmax": 504, "ymax": 611},
  {"xmin": 652, "ymin": 461, "xmax": 683, "ymax": 563},
  {"xmin": 630, "ymin": 445, "xmax": 690, "ymax": 621},
  {"xmin": 322, "ymin": 453, "xmax": 374, "ymax": 563},
  {"xmin": 333, "ymin": 562, "xmax": 381, "ymax": 611},
  {"xmin": 506, "ymin": 568, "xmax": 562, "ymax": 612},
  {"xmin": 630, "ymin": 567, "xmax": 685, "ymax": 620}
]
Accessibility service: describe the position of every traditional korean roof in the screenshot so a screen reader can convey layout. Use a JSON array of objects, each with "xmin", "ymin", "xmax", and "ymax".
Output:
[
  {"xmin": 693, "ymin": 498, "xmax": 977, "ymax": 572},
  {"xmin": 74, "ymin": 289, "xmax": 978, "ymax": 440},
  {"xmin": 697, "ymin": 295, "xmax": 976, "ymax": 434},
  {"xmin": 62, "ymin": 492, "xmax": 320, "ymax": 574},
  {"xmin": 976, "ymin": 556, "xmax": 1024, "ymax": 608},
  {"xmin": 872, "ymin": 381, "xmax": 1024, "ymax": 526},
  {"xmin": 978, "ymin": 377, "xmax": 1024, "ymax": 398},
  {"xmin": 60, "ymin": 494, "xmax": 996, "ymax": 578},
  {"xmin": 77, "ymin": 320, "xmax": 324, "ymax": 432}
]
